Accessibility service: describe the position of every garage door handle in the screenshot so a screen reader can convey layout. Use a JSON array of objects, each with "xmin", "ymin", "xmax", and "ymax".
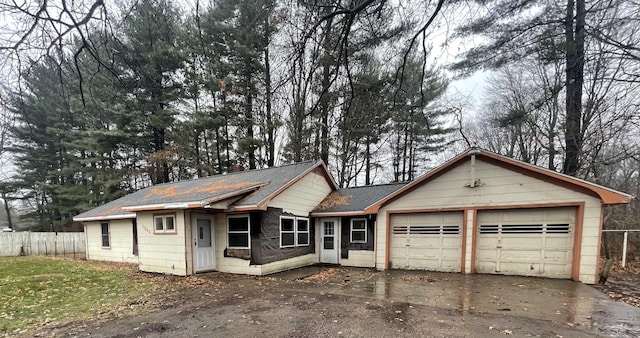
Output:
[{"xmin": 496, "ymin": 245, "xmax": 502, "ymax": 249}]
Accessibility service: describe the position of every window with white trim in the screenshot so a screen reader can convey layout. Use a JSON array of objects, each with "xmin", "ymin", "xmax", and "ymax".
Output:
[
  {"xmin": 350, "ymin": 218, "xmax": 367, "ymax": 243},
  {"xmin": 297, "ymin": 218, "xmax": 309, "ymax": 246},
  {"xmin": 228, "ymin": 215, "xmax": 250, "ymax": 249},
  {"xmin": 154, "ymin": 214, "xmax": 176, "ymax": 233},
  {"xmin": 280, "ymin": 216, "xmax": 295, "ymax": 247},
  {"xmin": 101, "ymin": 222, "xmax": 110, "ymax": 248},
  {"xmin": 280, "ymin": 216, "xmax": 310, "ymax": 248}
]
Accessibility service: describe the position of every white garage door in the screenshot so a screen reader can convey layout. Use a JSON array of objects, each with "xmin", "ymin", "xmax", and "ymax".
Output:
[
  {"xmin": 476, "ymin": 207, "xmax": 575, "ymax": 279},
  {"xmin": 390, "ymin": 212, "xmax": 463, "ymax": 272}
]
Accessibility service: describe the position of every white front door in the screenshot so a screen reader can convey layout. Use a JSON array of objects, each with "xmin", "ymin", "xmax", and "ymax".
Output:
[
  {"xmin": 320, "ymin": 219, "xmax": 339, "ymax": 264},
  {"xmin": 192, "ymin": 215, "xmax": 216, "ymax": 272}
]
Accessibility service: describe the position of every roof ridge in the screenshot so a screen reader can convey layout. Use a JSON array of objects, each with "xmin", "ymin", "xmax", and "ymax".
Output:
[
  {"xmin": 139, "ymin": 161, "xmax": 317, "ymax": 188},
  {"xmin": 339, "ymin": 182, "xmax": 408, "ymax": 189}
]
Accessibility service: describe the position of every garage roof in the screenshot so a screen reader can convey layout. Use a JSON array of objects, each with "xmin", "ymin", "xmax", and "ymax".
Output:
[
  {"xmin": 364, "ymin": 148, "xmax": 632, "ymax": 214},
  {"xmin": 74, "ymin": 161, "xmax": 336, "ymax": 222},
  {"xmin": 311, "ymin": 183, "xmax": 407, "ymax": 216}
]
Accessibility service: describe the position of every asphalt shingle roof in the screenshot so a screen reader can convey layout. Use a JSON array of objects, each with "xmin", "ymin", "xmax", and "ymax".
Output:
[
  {"xmin": 313, "ymin": 182, "xmax": 407, "ymax": 213},
  {"xmin": 74, "ymin": 161, "xmax": 320, "ymax": 221}
]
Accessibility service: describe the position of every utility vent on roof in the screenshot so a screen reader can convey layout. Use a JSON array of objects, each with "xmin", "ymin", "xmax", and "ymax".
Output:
[
  {"xmin": 502, "ymin": 224, "xmax": 543, "ymax": 234},
  {"xmin": 546, "ymin": 223, "xmax": 570, "ymax": 233}
]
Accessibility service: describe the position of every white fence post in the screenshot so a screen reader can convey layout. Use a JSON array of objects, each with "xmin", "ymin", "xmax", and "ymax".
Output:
[{"xmin": 622, "ymin": 230, "xmax": 628, "ymax": 268}]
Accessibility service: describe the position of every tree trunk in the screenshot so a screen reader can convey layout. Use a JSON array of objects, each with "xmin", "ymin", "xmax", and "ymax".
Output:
[
  {"xmin": 2, "ymin": 192, "xmax": 12, "ymax": 229},
  {"xmin": 265, "ymin": 45, "xmax": 275, "ymax": 167},
  {"xmin": 319, "ymin": 17, "xmax": 333, "ymax": 164},
  {"xmin": 563, "ymin": 0, "xmax": 585, "ymax": 176}
]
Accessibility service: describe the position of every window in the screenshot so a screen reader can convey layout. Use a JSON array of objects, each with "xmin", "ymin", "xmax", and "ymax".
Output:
[
  {"xmin": 297, "ymin": 218, "xmax": 309, "ymax": 246},
  {"xmin": 279, "ymin": 216, "xmax": 310, "ymax": 248},
  {"xmin": 101, "ymin": 222, "xmax": 110, "ymax": 248},
  {"xmin": 228, "ymin": 215, "xmax": 250, "ymax": 249},
  {"xmin": 280, "ymin": 216, "xmax": 295, "ymax": 247},
  {"xmin": 350, "ymin": 218, "xmax": 367, "ymax": 243},
  {"xmin": 154, "ymin": 214, "xmax": 176, "ymax": 233}
]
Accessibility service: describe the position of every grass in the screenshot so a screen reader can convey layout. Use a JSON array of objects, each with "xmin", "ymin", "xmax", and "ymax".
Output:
[{"xmin": 0, "ymin": 256, "xmax": 160, "ymax": 336}]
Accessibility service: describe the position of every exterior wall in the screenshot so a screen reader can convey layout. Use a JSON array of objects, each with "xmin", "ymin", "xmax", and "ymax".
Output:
[
  {"xmin": 269, "ymin": 170, "xmax": 333, "ymax": 216},
  {"xmin": 137, "ymin": 210, "xmax": 188, "ymax": 275},
  {"xmin": 253, "ymin": 208, "xmax": 315, "ymax": 265},
  {"xmin": 340, "ymin": 250, "xmax": 375, "ymax": 268},
  {"xmin": 339, "ymin": 217, "xmax": 375, "ymax": 268},
  {"xmin": 376, "ymin": 158, "xmax": 603, "ymax": 284},
  {"xmin": 85, "ymin": 219, "xmax": 138, "ymax": 264},
  {"xmin": 214, "ymin": 213, "xmax": 318, "ymax": 275}
]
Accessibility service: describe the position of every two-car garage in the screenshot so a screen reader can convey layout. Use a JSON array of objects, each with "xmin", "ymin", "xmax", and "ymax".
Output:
[
  {"xmin": 388, "ymin": 207, "xmax": 575, "ymax": 279},
  {"xmin": 373, "ymin": 149, "xmax": 631, "ymax": 284}
]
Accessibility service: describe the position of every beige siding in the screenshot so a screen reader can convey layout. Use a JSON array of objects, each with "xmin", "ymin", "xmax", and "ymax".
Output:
[
  {"xmin": 269, "ymin": 171, "xmax": 333, "ymax": 216},
  {"xmin": 340, "ymin": 250, "xmax": 375, "ymax": 268},
  {"xmin": 137, "ymin": 210, "xmax": 188, "ymax": 275},
  {"xmin": 85, "ymin": 219, "xmax": 138, "ymax": 264},
  {"xmin": 376, "ymin": 158, "xmax": 603, "ymax": 284}
]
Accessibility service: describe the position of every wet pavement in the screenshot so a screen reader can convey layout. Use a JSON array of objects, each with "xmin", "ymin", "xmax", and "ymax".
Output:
[
  {"xmin": 38, "ymin": 266, "xmax": 640, "ymax": 337},
  {"xmin": 267, "ymin": 266, "xmax": 640, "ymax": 337}
]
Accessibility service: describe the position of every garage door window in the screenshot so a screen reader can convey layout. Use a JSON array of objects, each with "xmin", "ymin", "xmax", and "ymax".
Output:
[
  {"xmin": 393, "ymin": 225, "xmax": 460, "ymax": 235},
  {"xmin": 480, "ymin": 223, "xmax": 569, "ymax": 234},
  {"xmin": 350, "ymin": 219, "xmax": 367, "ymax": 243}
]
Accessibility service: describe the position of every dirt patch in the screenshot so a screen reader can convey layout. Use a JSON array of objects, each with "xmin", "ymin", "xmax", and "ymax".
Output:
[{"xmin": 596, "ymin": 261, "xmax": 640, "ymax": 308}]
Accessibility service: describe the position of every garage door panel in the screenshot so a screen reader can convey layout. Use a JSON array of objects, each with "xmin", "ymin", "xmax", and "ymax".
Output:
[
  {"xmin": 390, "ymin": 212, "xmax": 463, "ymax": 272},
  {"xmin": 476, "ymin": 208, "xmax": 574, "ymax": 279}
]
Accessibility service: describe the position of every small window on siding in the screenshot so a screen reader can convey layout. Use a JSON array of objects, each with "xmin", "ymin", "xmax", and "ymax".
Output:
[
  {"xmin": 154, "ymin": 214, "xmax": 176, "ymax": 234},
  {"xmin": 228, "ymin": 215, "xmax": 250, "ymax": 249},
  {"xmin": 350, "ymin": 218, "xmax": 367, "ymax": 243},
  {"xmin": 101, "ymin": 222, "xmax": 110, "ymax": 248}
]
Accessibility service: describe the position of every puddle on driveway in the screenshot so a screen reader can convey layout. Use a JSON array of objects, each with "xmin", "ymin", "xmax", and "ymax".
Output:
[{"xmin": 273, "ymin": 267, "xmax": 640, "ymax": 337}]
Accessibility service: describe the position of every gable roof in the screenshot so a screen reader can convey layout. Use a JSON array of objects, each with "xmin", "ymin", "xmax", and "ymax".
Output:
[
  {"xmin": 311, "ymin": 183, "xmax": 408, "ymax": 216},
  {"xmin": 74, "ymin": 161, "xmax": 336, "ymax": 222},
  {"xmin": 364, "ymin": 148, "xmax": 632, "ymax": 214}
]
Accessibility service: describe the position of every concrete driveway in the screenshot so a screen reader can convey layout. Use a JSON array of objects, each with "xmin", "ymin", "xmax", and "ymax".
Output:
[
  {"xmin": 271, "ymin": 267, "xmax": 640, "ymax": 336},
  {"xmin": 39, "ymin": 266, "xmax": 640, "ymax": 338}
]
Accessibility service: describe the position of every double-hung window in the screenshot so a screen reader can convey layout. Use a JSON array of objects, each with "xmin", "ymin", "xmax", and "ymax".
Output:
[
  {"xmin": 280, "ymin": 216, "xmax": 310, "ymax": 248},
  {"xmin": 350, "ymin": 218, "xmax": 367, "ymax": 243},
  {"xmin": 154, "ymin": 214, "xmax": 176, "ymax": 234},
  {"xmin": 228, "ymin": 215, "xmax": 250, "ymax": 249},
  {"xmin": 101, "ymin": 222, "xmax": 110, "ymax": 248}
]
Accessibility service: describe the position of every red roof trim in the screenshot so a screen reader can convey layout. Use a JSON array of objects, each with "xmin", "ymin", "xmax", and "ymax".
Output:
[{"xmin": 364, "ymin": 149, "xmax": 631, "ymax": 213}]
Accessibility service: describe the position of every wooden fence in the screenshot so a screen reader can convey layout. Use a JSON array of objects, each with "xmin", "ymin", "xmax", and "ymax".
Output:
[{"xmin": 0, "ymin": 232, "xmax": 85, "ymax": 258}]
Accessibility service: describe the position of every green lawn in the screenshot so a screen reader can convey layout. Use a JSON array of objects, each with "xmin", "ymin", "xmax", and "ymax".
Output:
[{"xmin": 0, "ymin": 256, "xmax": 159, "ymax": 336}]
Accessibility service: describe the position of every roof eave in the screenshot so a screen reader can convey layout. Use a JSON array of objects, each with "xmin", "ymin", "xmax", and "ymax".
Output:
[
  {"xmin": 73, "ymin": 213, "xmax": 137, "ymax": 222},
  {"xmin": 478, "ymin": 151, "xmax": 633, "ymax": 205},
  {"xmin": 121, "ymin": 184, "xmax": 267, "ymax": 212},
  {"xmin": 310, "ymin": 210, "xmax": 368, "ymax": 217}
]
